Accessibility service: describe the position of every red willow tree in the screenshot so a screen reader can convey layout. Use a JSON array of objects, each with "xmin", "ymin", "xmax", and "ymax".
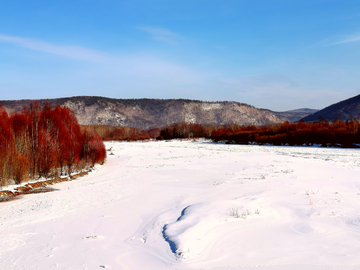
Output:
[
  {"xmin": 210, "ymin": 119, "xmax": 360, "ymax": 146},
  {"xmin": 157, "ymin": 119, "xmax": 360, "ymax": 147},
  {"xmin": 0, "ymin": 101, "xmax": 106, "ymax": 187}
]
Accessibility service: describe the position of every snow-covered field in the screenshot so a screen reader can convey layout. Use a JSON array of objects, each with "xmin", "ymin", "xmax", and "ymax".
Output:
[{"xmin": 1, "ymin": 140, "xmax": 360, "ymax": 270}]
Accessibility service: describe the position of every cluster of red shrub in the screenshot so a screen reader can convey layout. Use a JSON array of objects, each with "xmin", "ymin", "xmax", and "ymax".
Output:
[
  {"xmin": 82, "ymin": 125, "xmax": 161, "ymax": 141},
  {"xmin": 156, "ymin": 119, "xmax": 360, "ymax": 148},
  {"xmin": 0, "ymin": 102, "xmax": 106, "ymax": 187},
  {"xmin": 211, "ymin": 118, "xmax": 360, "ymax": 147}
]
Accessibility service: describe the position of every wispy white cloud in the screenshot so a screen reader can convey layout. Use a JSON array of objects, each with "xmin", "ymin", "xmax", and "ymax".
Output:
[
  {"xmin": 331, "ymin": 33, "xmax": 360, "ymax": 45},
  {"xmin": 137, "ymin": 26, "xmax": 183, "ymax": 45},
  {"xmin": 0, "ymin": 34, "xmax": 354, "ymax": 111},
  {"xmin": 0, "ymin": 34, "xmax": 107, "ymax": 61}
]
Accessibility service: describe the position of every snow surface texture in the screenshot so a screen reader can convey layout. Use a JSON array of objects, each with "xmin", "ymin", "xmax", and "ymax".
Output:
[{"xmin": 1, "ymin": 140, "xmax": 360, "ymax": 270}]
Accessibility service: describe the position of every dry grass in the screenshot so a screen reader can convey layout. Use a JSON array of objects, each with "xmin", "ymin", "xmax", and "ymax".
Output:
[
  {"xmin": 0, "ymin": 170, "xmax": 91, "ymax": 203},
  {"xmin": 0, "ymin": 190, "xmax": 21, "ymax": 202}
]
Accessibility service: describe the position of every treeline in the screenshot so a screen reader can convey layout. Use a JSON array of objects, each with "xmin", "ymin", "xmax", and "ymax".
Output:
[
  {"xmin": 157, "ymin": 119, "xmax": 360, "ymax": 147},
  {"xmin": 158, "ymin": 121, "xmax": 215, "ymax": 139},
  {"xmin": 211, "ymin": 118, "xmax": 360, "ymax": 147},
  {"xmin": 82, "ymin": 125, "xmax": 160, "ymax": 141},
  {"xmin": 0, "ymin": 102, "xmax": 106, "ymax": 187}
]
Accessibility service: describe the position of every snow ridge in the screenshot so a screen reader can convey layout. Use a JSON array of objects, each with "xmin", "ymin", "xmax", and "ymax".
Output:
[{"xmin": 162, "ymin": 200, "xmax": 265, "ymax": 260}]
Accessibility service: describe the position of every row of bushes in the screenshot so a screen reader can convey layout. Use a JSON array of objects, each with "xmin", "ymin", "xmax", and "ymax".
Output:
[
  {"xmin": 157, "ymin": 119, "xmax": 360, "ymax": 147},
  {"xmin": 211, "ymin": 119, "xmax": 360, "ymax": 147},
  {"xmin": 81, "ymin": 118, "xmax": 360, "ymax": 148},
  {"xmin": 159, "ymin": 122, "xmax": 214, "ymax": 140},
  {"xmin": 0, "ymin": 102, "xmax": 106, "ymax": 187},
  {"xmin": 82, "ymin": 125, "xmax": 160, "ymax": 141}
]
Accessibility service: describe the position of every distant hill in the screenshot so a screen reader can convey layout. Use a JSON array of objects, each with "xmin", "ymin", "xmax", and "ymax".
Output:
[
  {"xmin": 272, "ymin": 108, "xmax": 318, "ymax": 122},
  {"xmin": 0, "ymin": 96, "xmax": 282, "ymax": 130},
  {"xmin": 302, "ymin": 94, "xmax": 360, "ymax": 122}
]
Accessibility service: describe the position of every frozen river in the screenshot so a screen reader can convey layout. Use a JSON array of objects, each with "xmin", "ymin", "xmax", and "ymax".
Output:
[{"xmin": 1, "ymin": 140, "xmax": 360, "ymax": 270}]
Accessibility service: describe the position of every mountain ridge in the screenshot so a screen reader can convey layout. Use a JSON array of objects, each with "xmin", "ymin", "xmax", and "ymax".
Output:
[
  {"xmin": 1, "ymin": 96, "xmax": 283, "ymax": 129},
  {"xmin": 271, "ymin": 108, "xmax": 319, "ymax": 123},
  {"xmin": 302, "ymin": 94, "xmax": 360, "ymax": 122}
]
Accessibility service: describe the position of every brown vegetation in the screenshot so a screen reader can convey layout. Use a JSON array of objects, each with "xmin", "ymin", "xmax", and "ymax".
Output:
[
  {"xmin": 158, "ymin": 121, "xmax": 215, "ymax": 140},
  {"xmin": 210, "ymin": 119, "xmax": 360, "ymax": 147},
  {"xmin": 155, "ymin": 119, "xmax": 360, "ymax": 148},
  {"xmin": 0, "ymin": 170, "xmax": 91, "ymax": 202},
  {"xmin": 81, "ymin": 125, "xmax": 160, "ymax": 141}
]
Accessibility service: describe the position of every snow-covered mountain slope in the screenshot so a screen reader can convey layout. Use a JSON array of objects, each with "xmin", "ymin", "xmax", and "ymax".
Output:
[{"xmin": 1, "ymin": 96, "xmax": 282, "ymax": 129}]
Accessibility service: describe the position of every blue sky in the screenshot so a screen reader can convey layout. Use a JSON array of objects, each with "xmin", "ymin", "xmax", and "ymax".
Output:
[{"xmin": 0, "ymin": 0, "xmax": 360, "ymax": 111}]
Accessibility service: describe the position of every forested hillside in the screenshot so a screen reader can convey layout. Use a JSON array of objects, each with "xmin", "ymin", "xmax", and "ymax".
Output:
[
  {"xmin": 0, "ymin": 96, "xmax": 283, "ymax": 129},
  {"xmin": 303, "ymin": 94, "xmax": 360, "ymax": 122}
]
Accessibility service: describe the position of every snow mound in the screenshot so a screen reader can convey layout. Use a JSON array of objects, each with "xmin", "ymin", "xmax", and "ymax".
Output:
[{"xmin": 162, "ymin": 199, "xmax": 266, "ymax": 259}]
